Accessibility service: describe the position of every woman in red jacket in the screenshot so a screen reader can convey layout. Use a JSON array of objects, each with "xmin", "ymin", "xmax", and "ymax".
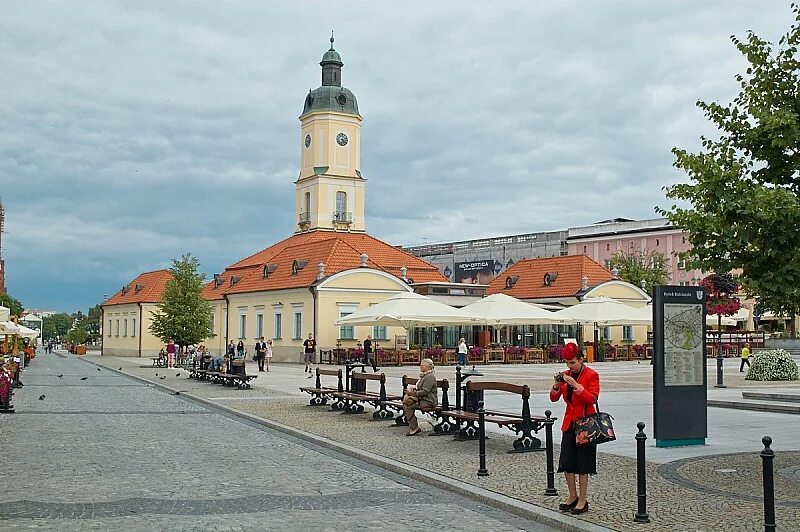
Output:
[{"xmin": 550, "ymin": 342, "xmax": 600, "ymax": 515}]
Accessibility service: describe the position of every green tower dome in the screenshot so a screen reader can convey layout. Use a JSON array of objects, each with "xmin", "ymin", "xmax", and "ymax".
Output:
[{"xmin": 302, "ymin": 34, "xmax": 360, "ymax": 117}]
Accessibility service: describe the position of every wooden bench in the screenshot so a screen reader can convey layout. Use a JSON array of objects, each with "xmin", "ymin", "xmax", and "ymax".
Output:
[
  {"xmin": 447, "ymin": 381, "xmax": 552, "ymax": 452},
  {"xmin": 299, "ymin": 368, "xmax": 345, "ymax": 408},
  {"xmin": 382, "ymin": 376, "xmax": 456, "ymax": 434},
  {"xmin": 330, "ymin": 372, "xmax": 402, "ymax": 418},
  {"xmin": 187, "ymin": 368, "xmax": 257, "ymax": 389}
]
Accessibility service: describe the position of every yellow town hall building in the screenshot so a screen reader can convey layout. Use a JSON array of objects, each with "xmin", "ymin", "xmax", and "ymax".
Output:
[{"xmin": 102, "ymin": 37, "xmax": 446, "ymax": 360}]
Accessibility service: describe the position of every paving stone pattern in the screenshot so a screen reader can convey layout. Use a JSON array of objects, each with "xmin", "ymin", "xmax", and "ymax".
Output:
[
  {"xmin": 87, "ymin": 355, "xmax": 800, "ymax": 531},
  {"xmin": 0, "ymin": 355, "xmax": 551, "ymax": 531}
]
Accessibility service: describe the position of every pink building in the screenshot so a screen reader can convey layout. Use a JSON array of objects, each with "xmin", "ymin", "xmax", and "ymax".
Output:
[{"xmin": 566, "ymin": 218, "xmax": 703, "ymax": 287}]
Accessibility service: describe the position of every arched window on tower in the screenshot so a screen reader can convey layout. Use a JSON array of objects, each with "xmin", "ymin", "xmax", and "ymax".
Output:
[
  {"xmin": 335, "ymin": 191, "xmax": 347, "ymax": 221},
  {"xmin": 301, "ymin": 192, "xmax": 311, "ymax": 224}
]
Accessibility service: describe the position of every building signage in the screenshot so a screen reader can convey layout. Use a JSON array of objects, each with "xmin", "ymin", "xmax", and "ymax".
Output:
[
  {"xmin": 653, "ymin": 286, "xmax": 707, "ymax": 447},
  {"xmin": 455, "ymin": 260, "xmax": 494, "ymax": 284}
]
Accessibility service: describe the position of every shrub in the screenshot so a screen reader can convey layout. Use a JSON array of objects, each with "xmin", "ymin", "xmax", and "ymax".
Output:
[{"xmin": 745, "ymin": 349, "xmax": 799, "ymax": 381}]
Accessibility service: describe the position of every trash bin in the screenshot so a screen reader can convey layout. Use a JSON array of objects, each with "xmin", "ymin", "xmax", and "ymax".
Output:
[{"xmin": 586, "ymin": 345, "xmax": 595, "ymax": 363}]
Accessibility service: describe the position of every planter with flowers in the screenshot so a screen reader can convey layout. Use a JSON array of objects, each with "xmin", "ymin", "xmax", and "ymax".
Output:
[
  {"xmin": 745, "ymin": 349, "xmax": 799, "ymax": 381},
  {"xmin": 424, "ymin": 347, "xmax": 446, "ymax": 364},
  {"xmin": 505, "ymin": 345, "xmax": 527, "ymax": 363},
  {"xmin": 467, "ymin": 346, "xmax": 486, "ymax": 364}
]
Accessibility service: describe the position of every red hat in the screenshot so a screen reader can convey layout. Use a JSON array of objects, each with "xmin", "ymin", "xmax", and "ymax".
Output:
[{"xmin": 562, "ymin": 342, "xmax": 579, "ymax": 360}]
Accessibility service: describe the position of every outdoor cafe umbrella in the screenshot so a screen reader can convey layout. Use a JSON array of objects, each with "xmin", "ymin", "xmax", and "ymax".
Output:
[
  {"xmin": 334, "ymin": 291, "xmax": 478, "ymax": 328},
  {"xmin": 0, "ymin": 321, "xmax": 21, "ymax": 335},
  {"xmin": 16, "ymin": 324, "xmax": 39, "ymax": 340},
  {"xmin": 552, "ymin": 296, "xmax": 652, "ymax": 358},
  {"xmin": 551, "ymin": 296, "xmax": 652, "ymax": 326},
  {"xmin": 460, "ymin": 293, "xmax": 561, "ymax": 325},
  {"xmin": 0, "ymin": 305, "xmax": 9, "ymax": 322}
]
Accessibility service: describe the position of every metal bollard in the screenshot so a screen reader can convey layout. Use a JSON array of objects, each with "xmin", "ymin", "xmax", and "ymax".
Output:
[
  {"xmin": 477, "ymin": 401, "xmax": 489, "ymax": 477},
  {"xmin": 634, "ymin": 422, "xmax": 650, "ymax": 523},
  {"xmin": 544, "ymin": 409, "xmax": 557, "ymax": 496},
  {"xmin": 714, "ymin": 350, "xmax": 726, "ymax": 388},
  {"xmin": 761, "ymin": 436, "xmax": 776, "ymax": 532}
]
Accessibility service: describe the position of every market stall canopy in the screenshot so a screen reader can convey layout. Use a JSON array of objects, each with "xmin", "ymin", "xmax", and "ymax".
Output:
[
  {"xmin": 0, "ymin": 305, "xmax": 9, "ymax": 322},
  {"xmin": 0, "ymin": 321, "xmax": 21, "ymax": 335},
  {"xmin": 706, "ymin": 314, "xmax": 737, "ymax": 327},
  {"xmin": 16, "ymin": 324, "xmax": 40, "ymax": 339},
  {"xmin": 552, "ymin": 296, "xmax": 652, "ymax": 326},
  {"xmin": 334, "ymin": 291, "xmax": 478, "ymax": 328},
  {"xmin": 460, "ymin": 293, "xmax": 561, "ymax": 325}
]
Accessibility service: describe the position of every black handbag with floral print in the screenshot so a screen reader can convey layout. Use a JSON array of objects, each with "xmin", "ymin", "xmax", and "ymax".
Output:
[{"xmin": 573, "ymin": 401, "xmax": 615, "ymax": 446}]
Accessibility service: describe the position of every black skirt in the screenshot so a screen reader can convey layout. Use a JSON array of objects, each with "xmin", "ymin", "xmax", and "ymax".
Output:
[{"xmin": 558, "ymin": 427, "xmax": 597, "ymax": 475}]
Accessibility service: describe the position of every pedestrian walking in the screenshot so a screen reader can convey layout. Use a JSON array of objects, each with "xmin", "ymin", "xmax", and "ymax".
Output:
[
  {"xmin": 265, "ymin": 339, "xmax": 273, "ymax": 371},
  {"xmin": 457, "ymin": 338, "xmax": 468, "ymax": 366},
  {"xmin": 739, "ymin": 343, "xmax": 751, "ymax": 372},
  {"xmin": 303, "ymin": 333, "xmax": 316, "ymax": 378},
  {"xmin": 550, "ymin": 342, "xmax": 600, "ymax": 515},
  {"xmin": 255, "ymin": 337, "xmax": 266, "ymax": 372},
  {"xmin": 362, "ymin": 335, "xmax": 378, "ymax": 372},
  {"xmin": 166, "ymin": 340, "xmax": 177, "ymax": 369},
  {"xmin": 236, "ymin": 340, "xmax": 245, "ymax": 359}
]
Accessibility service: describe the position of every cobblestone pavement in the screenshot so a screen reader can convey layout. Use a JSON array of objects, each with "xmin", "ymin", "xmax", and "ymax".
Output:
[
  {"xmin": 83, "ymin": 354, "xmax": 800, "ymax": 531},
  {"xmin": 0, "ymin": 354, "xmax": 554, "ymax": 531}
]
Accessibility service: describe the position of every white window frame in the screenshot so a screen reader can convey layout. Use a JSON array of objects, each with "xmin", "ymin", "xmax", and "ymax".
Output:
[
  {"xmin": 238, "ymin": 307, "xmax": 247, "ymax": 339},
  {"xmin": 338, "ymin": 303, "xmax": 358, "ymax": 340},
  {"xmin": 131, "ymin": 318, "xmax": 136, "ymax": 337},
  {"xmin": 273, "ymin": 305, "xmax": 283, "ymax": 340},
  {"xmin": 622, "ymin": 325, "xmax": 633, "ymax": 342},
  {"xmin": 256, "ymin": 311, "xmax": 264, "ymax": 339},
  {"xmin": 123, "ymin": 319, "xmax": 128, "ymax": 337},
  {"xmin": 115, "ymin": 319, "xmax": 119, "ymax": 337},
  {"xmin": 108, "ymin": 319, "xmax": 112, "ymax": 337}
]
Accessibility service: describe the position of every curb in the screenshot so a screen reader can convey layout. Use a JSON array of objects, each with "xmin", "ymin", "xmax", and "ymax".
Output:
[{"xmin": 81, "ymin": 357, "xmax": 612, "ymax": 532}]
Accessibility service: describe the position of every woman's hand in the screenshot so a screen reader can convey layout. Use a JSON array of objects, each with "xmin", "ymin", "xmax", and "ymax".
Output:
[
  {"xmin": 406, "ymin": 385, "xmax": 416, "ymax": 392},
  {"xmin": 562, "ymin": 375, "xmax": 578, "ymax": 388}
]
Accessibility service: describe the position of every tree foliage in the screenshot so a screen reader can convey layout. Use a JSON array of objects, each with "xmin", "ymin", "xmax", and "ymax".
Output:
[
  {"xmin": 0, "ymin": 293, "xmax": 24, "ymax": 318},
  {"xmin": 699, "ymin": 273, "xmax": 741, "ymax": 316},
  {"xmin": 659, "ymin": 6, "xmax": 800, "ymax": 325},
  {"xmin": 65, "ymin": 327, "xmax": 87, "ymax": 346},
  {"xmin": 149, "ymin": 254, "xmax": 214, "ymax": 349},
  {"xmin": 608, "ymin": 248, "xmax": 671, "ymax": 296},
  {"xmin": 42, "ymin": 312, "xmax": 74, "ymax": 340}
]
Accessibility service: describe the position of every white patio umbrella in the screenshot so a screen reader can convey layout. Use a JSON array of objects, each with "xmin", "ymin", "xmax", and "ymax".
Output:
[
  {"xmin": 0, "ymin": 305, "xmax": 9, "ymax": 322},
  {"xmin": 552, "ymin": 296, "xmax": 652, "ymax": 326},
  {"xmin": 460, "ymin": 293, "xmax": 561, "ymax": 325},
  {"xmin": 16, "ymin": 324, "xmax": 40, "ymax": 339},
  {"xmin": 706, "ymin": 314, "xmax": 736, "ymax": 327},
  {"xmin": 0, "ymin": 321, "xmax": 21, "ymax": 335},
  {"xmin": 334, "ymin": 291, "xmax": 478, "ymax": 328}
]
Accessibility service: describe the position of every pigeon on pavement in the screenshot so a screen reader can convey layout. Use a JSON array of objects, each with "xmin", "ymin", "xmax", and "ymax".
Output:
[
  {"xmin": 97, "ymin": 368, "xmax": 102, "ymax": 371},
  {"xmin": 57, "ymin": 374, "xmax": 63, "ymax": 378},
  {"xmin": 80, "ymin": 377, "xmax": 88, "ymax": 381},
  {"xmin": 159, "ymin": 375, "xmax": 166, "ymax": 380},
  {"xmin": 38, "ymin": 394, "xmax": 46, "ymax": 400},
  {"xmin": 176, "ymin": 373, "xmax": 181, "ymax": 377}
]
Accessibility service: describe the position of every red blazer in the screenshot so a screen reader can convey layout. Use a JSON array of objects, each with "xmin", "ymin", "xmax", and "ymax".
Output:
[{"xmin": 549, "ymin": 365, "xmax": 600, "ymax": 432}]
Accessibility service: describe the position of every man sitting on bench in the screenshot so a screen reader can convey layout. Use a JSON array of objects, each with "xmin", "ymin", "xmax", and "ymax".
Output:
[{"xmin": 403, "ymin": 358, "xmax": 438, "ymax": 436}]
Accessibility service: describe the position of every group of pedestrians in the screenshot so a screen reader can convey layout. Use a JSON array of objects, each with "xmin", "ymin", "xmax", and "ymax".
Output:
[{"xmin": 224, "ymin": 338, "xmax": 274, "ymax": 372}]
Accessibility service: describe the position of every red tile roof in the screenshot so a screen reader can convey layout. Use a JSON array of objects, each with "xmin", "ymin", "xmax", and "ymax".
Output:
[
  {"xmin": 204, "ymin": 231, "xmax": 447, "ymax": 298},
  {"xmin": 487, "ymin": 255, "xmax": 613, "ymax": 299},
  {"xmin": 104, "ymin": 270, "xmax": 173, "ymax": 306}
]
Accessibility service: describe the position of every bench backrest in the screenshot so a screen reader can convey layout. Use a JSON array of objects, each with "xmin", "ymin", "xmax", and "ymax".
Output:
[
  {"xmin": 466, "ymin": 380, "xmax": 531, "ymax": 419},
  {"xmin": 401, "ymin": 375, "xmax": 450, "ymax": 410},
  {"xmin": 350, "ymin": 372, "xmax": 387, "ymax": 400},
  {"xmin": 315, "ymin": 368, "xmax": 343, "ymax": 392}
]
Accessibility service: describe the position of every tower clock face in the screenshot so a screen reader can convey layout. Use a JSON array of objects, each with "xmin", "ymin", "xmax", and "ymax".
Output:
[
  {"xmin": 336, "ymin": 132, "xmax": 349, "ymax": 146},
  {"xmin": 304, "ymin": 134, "xmax": 311, "ymax": 148}
]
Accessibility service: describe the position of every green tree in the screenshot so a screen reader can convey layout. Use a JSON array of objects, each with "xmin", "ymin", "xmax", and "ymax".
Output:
[
  {"xmin": 74, "ymin": 305, "xmax": 101, "ymax": 341},
  {"xmin": 608, "ymin": 248, "xmax": 671, "ymax": 296},
  {"xmin": 659, "ymin": 5, "xmax": 800, "ymax": 335},
  {"xmin": 65, "ymin": 327, "xmax": 87, "ymax": 346},
  {"xmin": 0, "ymin": 293, "xmax": 24, "ymax": 317},
  {"xmin": 149, "ymin": 254, "xmax": 214, "ymax": 349},
  {"xmin": 42, "ymin": 313, "xmax": 74, "ymax": 340}
]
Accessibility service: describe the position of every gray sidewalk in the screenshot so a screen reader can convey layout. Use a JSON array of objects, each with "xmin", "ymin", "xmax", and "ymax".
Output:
[{"xmin": 80, "ymin": 353, "xmax": 800, "ymax": 531}]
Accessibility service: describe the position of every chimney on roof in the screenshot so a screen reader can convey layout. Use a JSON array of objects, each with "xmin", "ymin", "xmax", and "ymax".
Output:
[
  {"xmin": 360, "ymin": 253, "xmax": 368, "ymax": 267},
  {"xmin": 400, "ymin": 266, "xmax": 408, "ymax": 282},
  {"xmin": 317, "ymin": 262, "xmax": 326, "ymax": 281},
  {"xmin": 611, "ymin": 267, "xmax": 619, "ymax": 279},
  {"xmin": 581, "ymin": 275, "xmax": 589, "ymax": 290}
]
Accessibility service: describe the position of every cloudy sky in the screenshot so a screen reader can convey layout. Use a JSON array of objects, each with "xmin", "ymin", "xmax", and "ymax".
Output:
[{"xmin": 0, "ymin": 1, "xmax": 792, "ymax": 312}]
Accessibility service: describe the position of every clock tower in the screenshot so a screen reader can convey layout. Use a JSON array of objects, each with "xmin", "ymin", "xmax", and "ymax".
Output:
[{"xmin": 296, "ymin": 35, "xmax": 365, "ymax": 233}]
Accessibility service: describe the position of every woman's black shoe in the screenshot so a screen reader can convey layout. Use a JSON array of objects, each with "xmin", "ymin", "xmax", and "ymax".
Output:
[
  {"xmin": 571, "ymin": 502, "xmax": 589, "ymax": 514},
  {"xmin": 558, "ymin": 499, "xmax": 578, "ymax": 512}
]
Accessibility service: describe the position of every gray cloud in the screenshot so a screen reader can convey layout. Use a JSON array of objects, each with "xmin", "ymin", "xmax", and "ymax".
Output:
[{"xmin": 0, "ymin": 0, "xmax": 791, "ymax": 311}]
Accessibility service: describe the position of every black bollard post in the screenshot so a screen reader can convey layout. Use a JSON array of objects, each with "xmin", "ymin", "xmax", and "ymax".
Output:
[
  {"xmin": 544, "ymin": 409, "xmax": 558, "ymax": 496},
  {"xmin": 634, "ymin": 422, "xmax": 650, "ymax": 523},
  {"xmin": 761, "ymin": 436, "xmax": 776, "ymax": 532},
  {"xmin": 455, "ymin": 365, "xmax": 463, "ymax": 411},
  {"xmin": 715, "ymin": 323, "xmax": 726, "ymax": 388},
  {"xmin": 477, "ymin": 401, "xmax": 489, "ymax": 477}
]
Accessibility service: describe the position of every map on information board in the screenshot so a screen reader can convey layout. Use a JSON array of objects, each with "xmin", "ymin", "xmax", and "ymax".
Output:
[{"xmin": 663, "ymin": 303, "xmax": 704, "ymax": 386}]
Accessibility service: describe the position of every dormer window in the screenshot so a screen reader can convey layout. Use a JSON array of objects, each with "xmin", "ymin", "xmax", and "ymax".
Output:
[{"xmin": 262, "ymin": 264, "xmax": 278, "ymax": 278}]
